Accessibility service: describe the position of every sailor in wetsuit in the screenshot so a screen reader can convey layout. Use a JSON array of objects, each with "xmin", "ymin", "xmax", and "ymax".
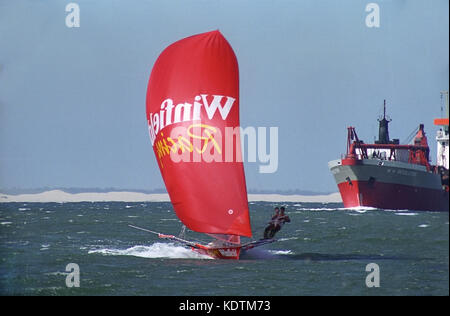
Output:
[{"xmin": 263, "ymin": 206, "xmax": 290, "ymax": 239}]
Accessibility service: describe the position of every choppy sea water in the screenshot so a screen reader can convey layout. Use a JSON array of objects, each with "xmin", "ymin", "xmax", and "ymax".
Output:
[{"xmin": 0, "ymin": 201, "xmax": 448, "ymax": 296}]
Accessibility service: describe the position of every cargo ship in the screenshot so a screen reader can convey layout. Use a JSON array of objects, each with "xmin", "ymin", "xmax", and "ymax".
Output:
[{"xmin": 328, "ymin": 94, "xmax": 449, "ymax": 212}]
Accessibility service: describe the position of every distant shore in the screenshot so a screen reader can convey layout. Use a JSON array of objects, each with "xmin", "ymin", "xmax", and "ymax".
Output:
[{"xmin": 0, "ymin": 190, "xmax": 342, "ymax": 203}]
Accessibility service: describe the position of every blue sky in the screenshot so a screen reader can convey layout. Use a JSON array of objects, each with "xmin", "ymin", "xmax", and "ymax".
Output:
[{"xmin": 0, "ymin": 0, "xmax": 448, "ymax": 193}]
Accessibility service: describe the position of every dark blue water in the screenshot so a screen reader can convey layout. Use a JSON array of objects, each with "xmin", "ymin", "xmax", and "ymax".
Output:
[{"xmin": 0, "ymin": 201, "xmax": 448, "ymax": 295}]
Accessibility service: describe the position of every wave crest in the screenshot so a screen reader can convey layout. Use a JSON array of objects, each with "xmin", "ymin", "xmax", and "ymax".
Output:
[{"xmin": 88, "ymin": 243, "xmax": 212, "ymax": 259}]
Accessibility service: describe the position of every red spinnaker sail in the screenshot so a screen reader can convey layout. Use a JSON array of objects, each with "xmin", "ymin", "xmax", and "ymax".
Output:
[{"xmin": 146, "ymin": 30, "xmax": 252, "ymax": 238}]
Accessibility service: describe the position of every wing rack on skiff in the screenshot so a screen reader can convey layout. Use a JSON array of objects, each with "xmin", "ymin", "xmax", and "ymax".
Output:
[
  {"xmin": 128, "ymin": 225, "xmax": 200, "ymax": 249},
  {"xmin": 129, "ymin": 224, "xmax": 276, "ymax": 253}
]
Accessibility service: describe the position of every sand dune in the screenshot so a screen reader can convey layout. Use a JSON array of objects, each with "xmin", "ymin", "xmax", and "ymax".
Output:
[
  {"xmin": 247, "ymin": 193, "xmax": 342, "ymax": 203},
  {"xmin": 0, "ymin": 190, "xmax": 342, "ymax": 203}
]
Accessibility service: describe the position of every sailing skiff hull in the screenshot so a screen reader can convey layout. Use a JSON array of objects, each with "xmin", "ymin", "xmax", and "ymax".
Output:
[
  {"xmin": 192, "ymin": 238, "xmax": 276, "ymax": 259},
  {"xmin": 129, "ymin": 225, "xmax": 277, "ymax": 260},
  {"xmin": 193, "ymin": 244, "xmax": 241, "ymax": 260}
]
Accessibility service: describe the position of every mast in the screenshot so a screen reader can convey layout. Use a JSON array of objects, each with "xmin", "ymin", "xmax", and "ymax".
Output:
[
  {"xmin": 435, "ymin": 91, "xmax": 449, "ymax": 170},
  {"xmin": 376, "ymin": 99, "xmax": 391, "ymax": 144},
  {"xmin": 436, "ymin": 91, "xmax": 449, "ymax": 134}
]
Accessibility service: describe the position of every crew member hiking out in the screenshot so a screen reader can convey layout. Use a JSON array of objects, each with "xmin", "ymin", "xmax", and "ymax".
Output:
[{"xmin": 263, "ymin": 206, "xmax": 290, "ymax": 239}]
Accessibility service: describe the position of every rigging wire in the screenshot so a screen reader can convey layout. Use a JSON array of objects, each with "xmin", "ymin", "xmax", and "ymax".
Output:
[{"xmin": 402, "ymin": 126, "xmax": 419, "ymax": 145}]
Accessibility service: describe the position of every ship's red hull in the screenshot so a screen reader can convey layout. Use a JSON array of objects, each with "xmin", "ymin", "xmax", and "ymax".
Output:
[
  {"xmin": 329, "ymin": 159, "xmax": 449, "ymax": 212},
  {"xmin": 338, "ymin": 180, "xmax": 449, "ymax": 212}
]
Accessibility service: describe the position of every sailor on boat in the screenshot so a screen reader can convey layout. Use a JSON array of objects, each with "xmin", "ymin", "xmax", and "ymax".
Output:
[{"xmin": 263, "ymin": 206, "xmax": 290, "ymax": 239}]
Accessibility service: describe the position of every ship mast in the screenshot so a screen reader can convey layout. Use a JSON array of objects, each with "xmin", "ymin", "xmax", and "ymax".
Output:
[
  {"xmin": 435, "ymin": 90, "xmax": 449, "ymax": 170},
  {"xmin": 376, "ymin": 99, "xmax": 392, "ymax": 144},
  {"xmin": 439, "ymin": 90, "xmax": 449, "ymax": 134}
]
